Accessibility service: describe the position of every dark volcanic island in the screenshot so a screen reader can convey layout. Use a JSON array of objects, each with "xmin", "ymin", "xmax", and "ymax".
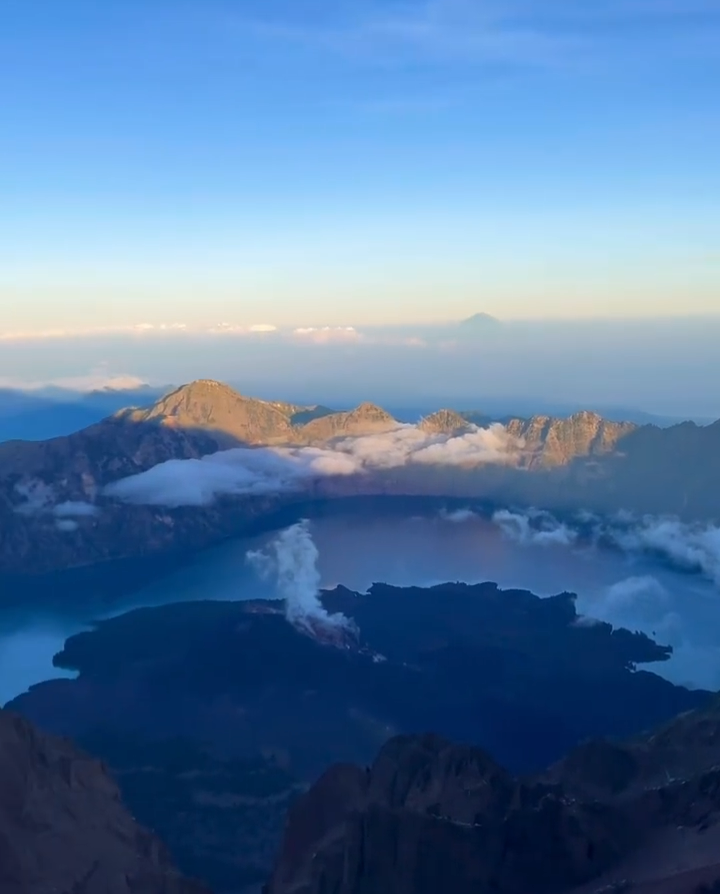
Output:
[{"xmin": 8, "ymin": 581, "xmax": 711, "ymax": 892}]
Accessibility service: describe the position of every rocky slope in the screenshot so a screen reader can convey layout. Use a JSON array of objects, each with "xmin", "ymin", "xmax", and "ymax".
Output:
[
  {"xmin": 265, "ymin": 698, "xmax": 720, "ymax": 894},
  {"xmin": 297, "ymin": 402, "xmax": 397, "ymax": 441},
  {"xmin": 265, "ymin": 734, "xmax": 632, "ymax": 894},
  {"xmin": 121, "ymin": 382, "xmax": 391, "ymax": 447},
  {"xmin": 132, "ymin": 379, "xmax": 297, "ymax": 445},
  {"xmin": 8, "ymin": 582, "xmax": 709, "ymax": 890},
  {"xmin": 418, "ymin": 408, "xmax": 473, "ymax": 435},
  {"xmin": 76, "ymin": 729, "xmax": 303, "ymax": 892},
  {"xmin": 505, "ymin": 410, "xmax": 635, "ymax": 470},
  {"xmin": 2, "ymin": 379, "xmax": 720, "ymax": 576},
  {"xmin": 0, "ymin": 708, "xmax": 208, "ymax": 894}
]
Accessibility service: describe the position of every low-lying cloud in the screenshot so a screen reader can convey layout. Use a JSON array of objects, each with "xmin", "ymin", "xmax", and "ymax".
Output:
[
  {"xmin": 101, "ymin": 428, "xmax": 720, "ymax": 594},
  {"xmin": 490, "ymin": 507, "xmax": 720, "ymax": 589},
  {"xmin": 440, "ymin": 508, "xmax": 477, "ymax": 523},
  {"xmin": 14, "ymin": 483, "xmax": 99, "ymax": 522},
  {"xmin": 493, "ymin": 508, "xmax": 578, "ymax": 547},
  {"xmin": 608, "ymin": 516, "xmax": 720, "ymax": 587},
  {"xmin": 53, "ymin": 501, "xmax": 99, "ymax": 518},
  {"xmin": 104, "ymin": 422, "xmax": 520, "ymax": 507}
]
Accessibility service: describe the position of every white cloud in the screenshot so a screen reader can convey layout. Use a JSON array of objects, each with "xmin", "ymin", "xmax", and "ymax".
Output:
[
  {"xmin": 0, "ymin": 323, "xmax": 183, "ymax": 342},
  {"xmin": 53, "ymin": 501, "xmax": 99, "ymax": 518},
  {"xmin": 239, "ymin": 0, "xmax": 576, "ymax": 69},
  {"xmin": 608, "ymin": 517, "xmax": 720, "ymax": 587},
  {"xmin": 13, "ymin": 484, "xmax": 99, "ymax": 520},
  {"xmin": 494, "ymin": 507, "xmax": 720, "ymax": 590},
  {"xmin": 292, "ymin": 326, "xmax": 362, "ymax": 344},
  {"xmin": 493, "ymin": 508, "xmax": 578, "ymax": 547},
  {"xmin": 0, "ymin": 372, "xmax": 148, "ymax": 393},
  {"xmin": 604, "ymin": 575, "xmax": 670, "ymax": 614},
  {"xmin": 104, "ymin": 422, "xmax": 522, "ymax": 507},
  {"xmin": 440, "ymin": 508, "xmax": 477, "ymax": 523},
  {"xmin": 207, "ymin": 322, "xmax": 278, "ymax": 335}
]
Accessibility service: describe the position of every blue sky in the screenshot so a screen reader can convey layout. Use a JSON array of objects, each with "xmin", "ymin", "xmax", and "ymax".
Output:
[{"xmin": 2, "ymin": 0, "xmax": 719, "ymax": 334}]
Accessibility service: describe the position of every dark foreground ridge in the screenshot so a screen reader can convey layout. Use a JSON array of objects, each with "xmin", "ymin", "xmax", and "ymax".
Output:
[
  {"xmin": 0, "ymin": 708, "xmax": 208, "ymax": 894},
  {"xmin": 266, "ymin": 698, "xmax": 720, "ymax": 894},
  {"xmin": 8, "ymin": 581, "xmax": 711, "ymax": 891}
]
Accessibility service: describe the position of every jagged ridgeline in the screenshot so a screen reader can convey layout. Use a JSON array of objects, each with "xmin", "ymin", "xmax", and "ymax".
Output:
[
  {"xmin": 0, "ymin": 380, "xmax": 719, "ymax": 577},
  {"xmin": 267, "ymin": 696, "xmax": 720, "ymax": 894}
]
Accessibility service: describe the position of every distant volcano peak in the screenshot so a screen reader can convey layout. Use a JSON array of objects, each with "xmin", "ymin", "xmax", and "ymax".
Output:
[{"xmin": 459, "ymin": 312, "xmax": 500, "ymax": 327}]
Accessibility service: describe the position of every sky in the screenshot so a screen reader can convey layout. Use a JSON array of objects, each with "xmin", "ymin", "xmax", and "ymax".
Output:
[
  {"xmin": 1, "ymin": 0, "xmax": 719, "ymax": 336},
  {"xmin": 3, "ymin": 315, "xmax": 720, "ymax": 420}
]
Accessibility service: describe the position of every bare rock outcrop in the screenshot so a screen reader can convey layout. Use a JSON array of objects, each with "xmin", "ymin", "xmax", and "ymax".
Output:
[{"xmin": 267, "ymin": 696, "xmax": 720, "ymax": 894}]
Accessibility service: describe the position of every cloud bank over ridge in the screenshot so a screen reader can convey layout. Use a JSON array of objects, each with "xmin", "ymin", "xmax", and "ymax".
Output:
[{"xmin": 103, "ymin": 422, "xmax": 519, "ymax": 507}]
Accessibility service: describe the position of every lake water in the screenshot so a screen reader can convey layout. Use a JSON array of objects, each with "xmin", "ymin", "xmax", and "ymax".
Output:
[{"xmin": 2, "ymin": 513, "xmax": 719, "ymax": 706}]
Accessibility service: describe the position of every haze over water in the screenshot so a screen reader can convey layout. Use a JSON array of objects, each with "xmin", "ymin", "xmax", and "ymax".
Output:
[{"xmin": 2, "ymin": 513, "xmax": 719, "ymax": 706}]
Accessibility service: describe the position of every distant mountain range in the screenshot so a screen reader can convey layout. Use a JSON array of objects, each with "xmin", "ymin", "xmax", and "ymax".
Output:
[
  {"xmin": 0, "ymin": 384, "xmax": 168, "ymax": 441},
  {"xmin": 0, "ymin": 379, "xmax": 719, "ymax": 576}
]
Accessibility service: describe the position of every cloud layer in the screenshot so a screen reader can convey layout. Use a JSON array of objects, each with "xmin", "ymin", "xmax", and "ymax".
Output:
[
  {"xmin": 103, "ymin": 422, "xmax": 520, "ymax": 507},
  {"xmin": 493, "ymin": 508, "xmax": 578, "ymax": 546},
  {"xmin": 492, "ymin": 506, "xmax": 720, "ymax": 589},
  {"xmin": 0, "ymin": 321, "xmax": 428, "ymax": 347}
]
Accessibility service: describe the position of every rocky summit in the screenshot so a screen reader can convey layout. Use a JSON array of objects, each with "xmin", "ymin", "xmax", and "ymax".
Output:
[
  {"xmin": 418, "ymin": 408, "xmax": 473, "ymax": 435},
  {"xmin": 266, "ymin": 697, "xmax": 720, "ymax": 894},
  {"xmin": 0, "ymin": 708, "xmax": 208, "ymax": 894}
]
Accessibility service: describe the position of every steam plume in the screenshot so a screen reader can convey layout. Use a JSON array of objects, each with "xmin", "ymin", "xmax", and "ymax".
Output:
[{"xmin": 246, "ymin": 521, "xmax": 355, "ymax": 637}]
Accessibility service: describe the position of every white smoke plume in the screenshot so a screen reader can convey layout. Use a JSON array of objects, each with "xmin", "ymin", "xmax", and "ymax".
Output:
[
  {"xmin": 104, "ymin": 422, "xmax": 520, "ymax": 507},
  {"xmin": 246, "ymin": 520, "xmax": 355, "ymax": 637}
]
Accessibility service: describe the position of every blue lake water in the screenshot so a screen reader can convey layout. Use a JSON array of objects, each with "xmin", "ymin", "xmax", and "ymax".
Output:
[{"xmin": 2, "ymin": 513, "xmax": 719, "ymax": 706}]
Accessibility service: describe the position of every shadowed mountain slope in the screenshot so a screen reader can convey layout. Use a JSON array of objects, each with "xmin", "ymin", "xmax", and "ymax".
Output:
[
  {"xmin": 0, "ymin": 708, "xmax": 208, "ymax": 894},
  {"xmin": 266, "ymin": 697, "xmax": 720, "ymax": 894}
]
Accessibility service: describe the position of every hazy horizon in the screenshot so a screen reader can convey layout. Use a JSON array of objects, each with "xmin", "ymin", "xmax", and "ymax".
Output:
[{"xmin": 2, "ymin": 312, "xmax": 720, "ymax": 422}]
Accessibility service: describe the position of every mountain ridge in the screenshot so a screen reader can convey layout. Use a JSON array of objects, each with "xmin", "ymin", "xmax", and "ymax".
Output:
[{"xmin": 1, "ymin": 379, "xmax": 719, "ymax": 577}]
